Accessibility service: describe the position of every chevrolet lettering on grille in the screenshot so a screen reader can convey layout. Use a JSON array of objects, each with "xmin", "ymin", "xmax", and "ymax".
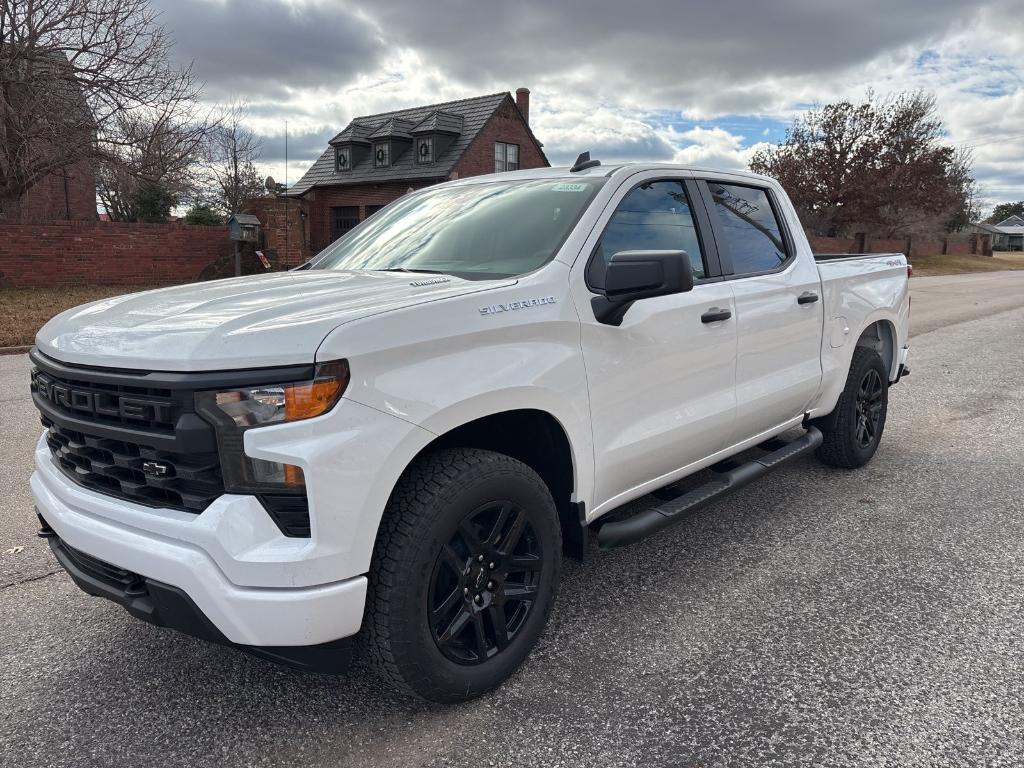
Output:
[{"xmin": 31, "ymin": 372, "xmax": 176, "ymax": 424}]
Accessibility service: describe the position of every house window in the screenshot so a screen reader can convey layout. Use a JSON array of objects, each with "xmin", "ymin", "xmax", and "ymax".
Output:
[
  {"xmin": 331, "ymin": 206, "xmax": 360, "ymax": 242},
  {"xmin": 335, "ymin": 147, "xmax": 351, "ymax": 172},
  {"xmin": 494, "ymin": 142, "xmax": 520, "ymax": 173},
  {"xmin": 374, "ymin": 142, "xmax": 390, "ymax": 168},
  {"xmin": 416, "ymin": 137, "xmax": 433, "ymax": 164}
]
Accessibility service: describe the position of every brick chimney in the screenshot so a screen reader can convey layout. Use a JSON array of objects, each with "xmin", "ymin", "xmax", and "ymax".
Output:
[{"xmin": 515, "ymin": 87, "xmax": 530, "ymax": 125}]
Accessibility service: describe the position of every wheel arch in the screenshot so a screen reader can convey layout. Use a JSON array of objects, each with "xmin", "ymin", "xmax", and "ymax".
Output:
[
  {"xmin": 390, "ymin": 408, "xmax": 587, "ymax": 560},
  {"xmin": 855, "ymin": 318, "xmax": 898, "ymax": 380},
  {"xmin": 808, "ymin": 315, "xmax": 899, "ymax": 432}
]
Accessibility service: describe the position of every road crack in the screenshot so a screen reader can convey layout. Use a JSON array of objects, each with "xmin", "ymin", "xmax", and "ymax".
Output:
[{"xmin": 0, "ymin": 569, "xmax": 62, "ymax": 592}]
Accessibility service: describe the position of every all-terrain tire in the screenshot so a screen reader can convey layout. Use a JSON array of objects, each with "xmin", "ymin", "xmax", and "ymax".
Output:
[
  {"xmin": 816, "ymin": 346, "xmax": 889, "ymax": 469},
  {"xmin": 362, "ymin": 448, "xmax": 561, "ymax": 703}
]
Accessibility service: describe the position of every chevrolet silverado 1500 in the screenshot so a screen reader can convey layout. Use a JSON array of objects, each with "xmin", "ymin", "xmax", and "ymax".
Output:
[{"xmin": 30, "ymin": 158, "xmax": 910, "ymax": 702}]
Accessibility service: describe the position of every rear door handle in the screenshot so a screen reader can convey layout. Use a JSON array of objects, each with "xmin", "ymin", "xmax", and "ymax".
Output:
[
  {"xmin": 797, "ymin": 291, "xmax": 819, "ymax": 305},
  {"xmin": 701, "ymin": 307, "xmax": 732, "ymax": 323}
]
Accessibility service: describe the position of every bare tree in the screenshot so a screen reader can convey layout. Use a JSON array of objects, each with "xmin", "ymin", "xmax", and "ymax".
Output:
[
  {"xmin": 0, "ymin": 0, "xmax": 202, "ymax": 218},
  {"xmin": 96, "ymin": 84, "xmax": 218, "ymax": 221},
  {"xmin": 204, "ymin": 103, "xmax": 266, "ymax": 216}
]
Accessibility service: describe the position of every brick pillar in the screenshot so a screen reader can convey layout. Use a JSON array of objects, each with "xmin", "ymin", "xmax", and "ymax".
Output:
[
  {"xmin": 904, "ymin": 236, "xmax": 912, "ymax": 258},
  {"xmin": 854, "ymin": 232, "xmax": 866, "ymax": 254},
  {"xmin": 942, "ymin": 237, "xmax": 948, "ymax": 255},
  {"xmin": 981, "ymin": 234, "xmax": 992, "ymax": 257},
  {"xmin": 969, "ymin": 233, "xmax": 978, "ymax": 254}
]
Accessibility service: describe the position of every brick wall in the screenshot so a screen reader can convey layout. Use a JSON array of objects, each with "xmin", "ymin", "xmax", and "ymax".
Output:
[
  {"xmin": 806, "ymin": 233, "xmax": 986, "ymax": 258},
  {"xmin": 452, "ymin": 98, "xmax": 548, "ymax": 177},
  {"xmin": 244, "ymin": 197, "xmax": 310, "ymax": 266},
  {"xmin": 1, "ymin": 160, "xmax": 96, "ymax": 223},
  {"xmin": 0, "ymin": 221, "xmax": 228, "ymax": 288}
]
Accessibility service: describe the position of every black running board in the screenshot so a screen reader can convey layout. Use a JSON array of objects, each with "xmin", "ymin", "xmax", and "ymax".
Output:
[{"xmin": 595, "ymin": 427, "xmax": 823, "ymax": 549}]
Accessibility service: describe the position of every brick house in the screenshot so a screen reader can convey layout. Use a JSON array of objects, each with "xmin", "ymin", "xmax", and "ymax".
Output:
[
  {"xmin": 4, "ymin": 160, "xmax": 96, "ymax": 223},
  {"xmin": 0, "ymin": 51, "xmax": 96, "ymax": 223},
  {"xmin": 284, "ymin": 88, "xmax": 547, "ymax": 256}
]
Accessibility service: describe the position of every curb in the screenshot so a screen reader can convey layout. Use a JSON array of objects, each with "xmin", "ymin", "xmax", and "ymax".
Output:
[{"xmin": 0, "ymin": 345, "xmax": 31, "ymax": 356}]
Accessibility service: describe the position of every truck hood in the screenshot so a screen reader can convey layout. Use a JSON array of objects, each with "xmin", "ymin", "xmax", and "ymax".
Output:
[{"xmin": 36, "ymin": 270, "xmax": 511, "ymax": 371}]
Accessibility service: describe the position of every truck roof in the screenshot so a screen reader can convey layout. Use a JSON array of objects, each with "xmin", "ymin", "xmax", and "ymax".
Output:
[{"xmin": 448, "ymin": 162, "xmax": 778, "ymax": 186}]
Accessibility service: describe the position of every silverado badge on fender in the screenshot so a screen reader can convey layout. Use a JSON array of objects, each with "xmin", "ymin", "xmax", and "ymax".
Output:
[{"xmin": 479, "ymin": 296, "xmax": 557, "ymax": 315}]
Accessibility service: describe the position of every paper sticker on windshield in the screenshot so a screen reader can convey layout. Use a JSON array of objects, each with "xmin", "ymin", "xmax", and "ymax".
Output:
[{"xmin": 551, "ymin": 183, "xmax": 588, "ymax": 192}]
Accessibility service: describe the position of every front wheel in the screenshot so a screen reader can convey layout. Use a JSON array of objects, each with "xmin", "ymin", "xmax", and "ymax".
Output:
[
  {"xmin": 816, "ymin": 346, "xmax": 889, "ymax": 468},
  {"xmin": 363, "ymin": 448, "xmax": 561, "ymax": 703}
]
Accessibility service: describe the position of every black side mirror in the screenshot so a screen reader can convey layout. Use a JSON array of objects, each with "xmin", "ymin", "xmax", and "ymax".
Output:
[{"xmin": 591, "ymin": 250, "xmax": 694, "ymax": 325}]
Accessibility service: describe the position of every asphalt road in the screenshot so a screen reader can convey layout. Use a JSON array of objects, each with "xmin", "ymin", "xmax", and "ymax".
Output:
[{"xmin": 2, "ymin": 271, "xmax": 1024, "ymax": 767}]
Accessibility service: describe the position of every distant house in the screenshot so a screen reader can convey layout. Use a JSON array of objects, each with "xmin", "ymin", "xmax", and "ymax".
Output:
[
  {"xmin": 287, "ymin": 88, "xmax": 547, "ymax": 253},
  {"xmin": 992, "ymin": 216, "xmax": 1024, "ymax": 251}
]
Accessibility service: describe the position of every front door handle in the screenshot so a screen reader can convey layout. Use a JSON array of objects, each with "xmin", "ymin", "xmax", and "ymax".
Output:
[
  {"xmin": 701, "ymin": 307, "xmax": 732, "ymax": 324},
  {"xmin": 797, "ymin": 291, "xmax": 819, "ymax": 305}
]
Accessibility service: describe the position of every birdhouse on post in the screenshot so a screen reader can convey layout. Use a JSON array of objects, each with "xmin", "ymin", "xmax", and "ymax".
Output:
[
  {"xmin": 227, "ymin": 213, "xmax": 262, "ymax": 276},
  {"xmin": 228, "ymin": 213, "xmax": 261, "ymax": 242}
]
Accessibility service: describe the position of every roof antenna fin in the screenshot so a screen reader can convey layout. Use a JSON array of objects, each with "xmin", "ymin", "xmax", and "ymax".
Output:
[{"xmin": 570, "ymin": 151, "xmax": 601, "ymax": 173}]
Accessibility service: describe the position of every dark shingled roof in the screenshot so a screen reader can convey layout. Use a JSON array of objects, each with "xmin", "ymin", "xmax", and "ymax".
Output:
[
  {"xmin": 411, "ymin": 110, "xmax": 464, "ymax": 135},
  {"xmin": 329, "ymin": 122, "xmax": 374, "ymax": 146},
  {"xmin": 291, "ymin": 92, "xmax": 533, "ymax": 194},
  {"xmin": 368, "ymin": 118, "xmax": 415, "ymax": 141}
]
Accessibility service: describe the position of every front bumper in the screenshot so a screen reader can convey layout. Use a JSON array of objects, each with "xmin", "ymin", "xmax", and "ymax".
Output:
[
  {"xmin": 32, "ymin": 441, "xmax": 368, "ymax": 648},
  {"xmin": 40, "ymin": 520, "xmax": 354, "ymax": 672}
]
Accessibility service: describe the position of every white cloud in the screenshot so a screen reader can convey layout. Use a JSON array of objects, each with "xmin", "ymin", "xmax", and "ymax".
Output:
[{"xmin": 165, "ymin": 0, "xmax": 1024, "ymax": 208}]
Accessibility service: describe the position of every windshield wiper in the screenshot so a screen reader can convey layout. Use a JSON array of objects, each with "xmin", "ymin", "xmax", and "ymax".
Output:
[{"xmin": 376, "ymin": 267, "xmax": 448, "ymax": 275}]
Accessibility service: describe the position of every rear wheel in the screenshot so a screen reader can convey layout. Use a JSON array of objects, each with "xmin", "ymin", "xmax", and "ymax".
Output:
[
  {"xmin": 816, "ymin": 346, "xmax": 889, "ymax": 468},
  {"xmin": 363, "ymin": 448, "xmax": 561, "ymax": 703}
]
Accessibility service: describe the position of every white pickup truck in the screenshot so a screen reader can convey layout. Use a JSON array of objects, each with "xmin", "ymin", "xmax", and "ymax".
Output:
[{"xmin": 30, "ymin": 158, "xmax": 910, "ymax": 702}]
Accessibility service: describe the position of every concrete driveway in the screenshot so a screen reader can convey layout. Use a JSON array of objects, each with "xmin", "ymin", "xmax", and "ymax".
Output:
[{"xmin": 2, "ymin": 271, "xmax": 1024, "ymax": 767}]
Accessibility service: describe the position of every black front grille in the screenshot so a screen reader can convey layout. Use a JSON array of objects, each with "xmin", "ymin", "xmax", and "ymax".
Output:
[
  {"xmin": 31, "ymin": 368, "xmax": 180, "ymax": 433},
  {"xmin": 30, "ymin": 350, "xmax": 317, "ymax": 520},
  {"xmin": 44, "ymin": 420, "xmax": 224, "ymax": 512}
]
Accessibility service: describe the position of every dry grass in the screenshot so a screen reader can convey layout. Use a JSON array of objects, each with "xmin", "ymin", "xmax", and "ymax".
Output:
[
  {"xmin": 910, "ymin": 251, "xmax": 1024, "ymax": 277},
  {"xmin": 0, "ymin": 285, "xmax": 161, "ymax": 348}
]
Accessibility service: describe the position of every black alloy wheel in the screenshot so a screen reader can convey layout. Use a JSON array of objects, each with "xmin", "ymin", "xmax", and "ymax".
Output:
[
  {"xmin": 815, "ymin": 346, "xmax": 889, "ymax": 469},
  {"xmin": 854, "ymin": 368, "xmax": 885, "ymax": 450},
  {"xmin": 363, "ymin": 448, "xmax": 561, "ymax": 702},
  {"xmin": 428, "ymin": 501, "xmax": 543, "ymax": 665}
]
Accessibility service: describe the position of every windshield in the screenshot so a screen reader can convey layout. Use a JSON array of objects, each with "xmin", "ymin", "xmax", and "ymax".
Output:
[{"xmin": 308, "ymin": 177, "xmax": 605, "ymax": 279}]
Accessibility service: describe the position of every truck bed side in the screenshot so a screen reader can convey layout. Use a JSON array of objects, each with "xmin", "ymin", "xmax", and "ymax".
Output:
[{"xmin": 807, "ymin": 253, "xmax": 911, "ymax": 419}]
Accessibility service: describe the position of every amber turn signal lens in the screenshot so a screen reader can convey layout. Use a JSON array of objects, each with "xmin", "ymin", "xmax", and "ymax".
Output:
[
  {"xmin": 283, "ymin": 360, "xmax": 350, "ymax": 421},
  {"xmin": 283, "ymin": 463, "xmax": 305, "ymax": 488}
]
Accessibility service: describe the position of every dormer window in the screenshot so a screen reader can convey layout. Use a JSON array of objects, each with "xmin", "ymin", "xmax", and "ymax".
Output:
[
  {"xmin": 416, "ymin": 136, "xmax": 433, "ymax": 164},
  {"xmin": 374, "ymin": 142, "xmax": 390, "ymax": 168},
  {"xmin": 335, "ymin": 146, "xmax": 351, "ymax": 172}
]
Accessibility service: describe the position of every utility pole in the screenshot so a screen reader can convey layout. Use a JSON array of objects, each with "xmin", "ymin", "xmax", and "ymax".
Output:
[{"xmin": 285, "ymin": 120, "xmax": 289, "ymax": 262}]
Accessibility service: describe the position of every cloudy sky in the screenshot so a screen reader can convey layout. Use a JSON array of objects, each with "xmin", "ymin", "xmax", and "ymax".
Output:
[{"xmin": 153, "ymin": 0, "xmax": 1024, "ymax": 209}]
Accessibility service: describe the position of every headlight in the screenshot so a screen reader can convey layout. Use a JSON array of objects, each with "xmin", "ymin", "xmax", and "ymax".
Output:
[
  {"xmin": 201, "ymin": 360, "xmax": 349, "ymax": 428},
  {"xmin": 195, "ymin": 360, "xmax": 349, "ymax": 495}
]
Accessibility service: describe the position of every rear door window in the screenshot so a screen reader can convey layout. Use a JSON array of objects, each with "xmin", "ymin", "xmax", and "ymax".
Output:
[{"xmin": 706, "ymin": 183, "xmax": 789, "ymax": 275}]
